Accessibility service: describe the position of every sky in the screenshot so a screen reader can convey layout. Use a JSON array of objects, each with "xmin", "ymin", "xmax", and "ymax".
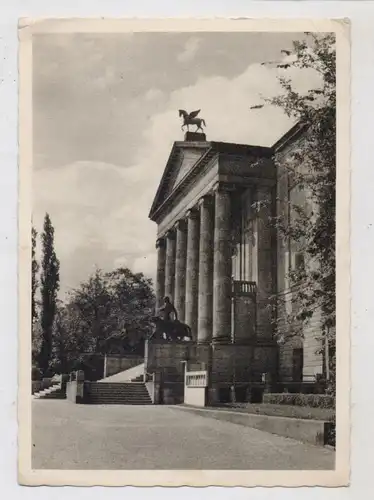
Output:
[{"xmin": 32, "ymin": 31, "xmax": 322, "ymax": 298}]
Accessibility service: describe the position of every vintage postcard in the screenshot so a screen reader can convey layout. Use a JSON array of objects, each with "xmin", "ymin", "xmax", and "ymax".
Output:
[{"xmin": 18, "ymin": 18, "xmax": 350, "ymax": 487}]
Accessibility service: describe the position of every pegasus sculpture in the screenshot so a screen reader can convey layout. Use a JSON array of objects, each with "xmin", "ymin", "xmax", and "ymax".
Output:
[{"xmin": 179, "ymin": 109, "xmax": 206, "ymax": 132}]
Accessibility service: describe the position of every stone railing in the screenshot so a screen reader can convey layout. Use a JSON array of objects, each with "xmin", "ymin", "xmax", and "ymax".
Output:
[
  {"xmin": 232, "ymin": 280, "xmax": 257, "ymax": 296},
  {"xmin": 185, "ymin": 370, "xmax": 208, "ymax": 388}
]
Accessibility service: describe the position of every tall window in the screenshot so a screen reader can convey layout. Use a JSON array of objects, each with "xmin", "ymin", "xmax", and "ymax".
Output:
[
  {"xmin": 292, "ymin": 348, "xmax": 304, "ymax": 382},
  {"xmin": 232, "ymin": 188, "xmax": 254, "ymax": 282},
  {"xmin": 288, "ymin": 180, "xmax": 310, "ymax": 273}
]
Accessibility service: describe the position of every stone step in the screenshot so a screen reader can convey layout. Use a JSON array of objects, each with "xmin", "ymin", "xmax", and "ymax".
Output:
[
  {"xmin": 89, "ymin": 394, "xmax": 149, "ymax": 398},
  {"xmin": 87, "ymin": 401, "xmax": 152, "ymax": 405},
  {"xmin": 34, "ymin": 384, "xmax": 66, "ymax": 400},
  {"xmin": 88, "ymin": 397, "xmax": 152, "ymax": 402},
  {"xmin": 87, "ymin": 390, "xmax": 148, "ymax": 396},
  {"xmin": 88, "ymin": 396, "xmax": 151, "ymax": 401},
  {"xmin": 85, "ymin": 381, "xmax": 152, "ymax": 404},
  {"xmin": 40, "ymin": 391, "xmax": 66, "ymax": 400}
]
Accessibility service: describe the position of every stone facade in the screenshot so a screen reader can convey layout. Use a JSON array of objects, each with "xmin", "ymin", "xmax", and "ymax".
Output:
[
  {"xmin": 273, "ymin": 125, "xmax": 324, "ymax": 381},
  {"xmin": 148, "ymin": 127, "xmax": 325, "ymax": 400}
]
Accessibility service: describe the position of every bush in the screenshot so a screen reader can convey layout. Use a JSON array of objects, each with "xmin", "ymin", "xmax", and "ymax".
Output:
[
  {"xmin": 263, "ymin": 393, "xmax": 335, "ymax": 409},
  {"xmin": 32, "ymin": 366, "xmax": 42, "ymax": 381}
]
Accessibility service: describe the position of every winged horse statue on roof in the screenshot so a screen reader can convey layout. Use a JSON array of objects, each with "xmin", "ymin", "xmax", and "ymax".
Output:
[{"xmin": 179, "ymin": 109, "xmax": 206, "ymax": 132}]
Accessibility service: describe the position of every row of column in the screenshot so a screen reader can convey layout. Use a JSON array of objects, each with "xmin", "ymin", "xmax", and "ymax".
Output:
[{"xmin": 155, "ymin": 184, "xmax": 233, "ymax": 344}]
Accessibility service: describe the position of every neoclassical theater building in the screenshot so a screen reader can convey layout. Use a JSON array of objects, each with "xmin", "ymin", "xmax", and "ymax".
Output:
[{"xmin": 148, "ymin": 125, "xmax": 323, "ymax": 400}]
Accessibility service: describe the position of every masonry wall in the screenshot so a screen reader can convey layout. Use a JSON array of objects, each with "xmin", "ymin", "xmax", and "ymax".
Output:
[
  {"xmin": 209, "ymin": 344, "xmax": 277, "ymax": 385},
  {"xmin": 145, "ymin": 340, "xmax": 197, "ymax": 374},
  {"xmin": 104, "ymin": 355, "xmax": 144, "ymax": 378},
  {"xmin": 184, "ymin": 387, "xmax": 207, "ymax": 406},
  {"xmin": 276, "ymin": 135, "xmax": 323, "ymax": 382}
]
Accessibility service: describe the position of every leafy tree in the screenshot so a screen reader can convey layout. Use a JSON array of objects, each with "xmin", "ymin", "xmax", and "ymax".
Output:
[
  {"xmin": 68, "ymin": 268, "xmax": 114, "ymax": 354},
  {"xmin": 39, "ymin": 213, "xmax": 60, "ymax": 376},
  {"xmin": 31, "ymin": 226, "xmax": 39, "ymax": 323},
  {"xmin": 254, "ymin": 33, "xmax": 336, "ymax": 393},
  {"xmin": 64, "ymin": 267, "xmax": 155, "ymax": 357},
  {"xmin": 32, "ymin": 317, "xmax": 42, "ymax": 365},
  {"xmin": 106, "ymin": 267, "xmax": 155, "ymax": 352},
  {"xmin": 50, "ymin": 301, "xmax": 72, "ymax": 373}
]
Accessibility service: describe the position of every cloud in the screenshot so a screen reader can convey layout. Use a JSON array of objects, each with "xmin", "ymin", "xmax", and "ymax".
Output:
[
  {"xmin": 177, "ymin": 37, "xmax": 201, "ymax": 63},
  {"xmin": 144, "ymin": 88, "xmax": 164, "ymax": 102},
  {"xmin": 33, "ymin": 160, "xmax": 158, "ymax": 296},
  {"xmin": 34, "ymin": 54, "xmax": 323, "ymax": 297}
]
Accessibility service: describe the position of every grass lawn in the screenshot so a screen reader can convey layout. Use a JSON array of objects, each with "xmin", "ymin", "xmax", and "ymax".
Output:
[{"xmin": 213, "ymin": 403, "xmax": 335, "ymax": 421}]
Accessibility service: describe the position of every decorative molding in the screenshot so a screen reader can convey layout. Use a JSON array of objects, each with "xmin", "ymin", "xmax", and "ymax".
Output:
[
  {"xmin": 165, "ymin": 228, "xmax": 176, "ymax": 240},
  {"xmin": 186, "ymin": 207, "xmax": 199, "ymax": 220},
  {"xmin": 197, "ymin": 193, "xmax": 214, "ymax": 209},
  {"xmin": 174, "ymin": 218, "xmax": 187, "ymax": 231},
  {"xmin": 155, "ymin": 237, "xmax": 166, "ymax": 249},
  {"xmin": 212, "ymin": 181, "xmax": 236, "ymax": 194},
  {"xmin": 151, "ymin": 148, "xmax": 218, "ymax": 221}
]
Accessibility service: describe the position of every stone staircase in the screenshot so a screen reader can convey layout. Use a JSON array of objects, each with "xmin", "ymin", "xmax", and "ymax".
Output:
[
  {"xmin": 33, "ymin": 383, "xmax": 66, "ymax": 400},
  {"xmin": 85, "ymin": 382, "xmax": 152, "ymax": 405}
]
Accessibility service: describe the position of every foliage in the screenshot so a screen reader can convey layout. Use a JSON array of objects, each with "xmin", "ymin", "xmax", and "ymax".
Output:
[
  {"xmin": 50, "ymin": 301, "xmax": 78, "ymax": 373},
  {"xmin": 221, "ymin": 402, "xmax": 335, "ymax": 421},
  {"xmin": 48, "ymin": 267, "xmax": 155, "ymax": 374},
  {"xmin": 68, "ymin": 268, "xmax": 115, "ymax": 355},
  {"xmin": 263, "ymin": 392, "xmax": 335, "ymax": 409},
  {"xmin": 38, "ymin": 213, "xmax": 60, "ymax": 376},
  {"xmin": 32, "ymin": 318, "xmax": 42, "ymax": 364},
  {"xmin": 31, "ymin": 226, "xmax": 39, "ymax": 323},
  {"xmin": 105, "ymin": 267, "xmax": 155, "ymax": 349},
  {"xmin": 256, "ymin": 33, "xmax": 336, "ymax": 393},
  {"xmin": 32, "ymin": 365, "xmax": 42, "ymax": 381}
]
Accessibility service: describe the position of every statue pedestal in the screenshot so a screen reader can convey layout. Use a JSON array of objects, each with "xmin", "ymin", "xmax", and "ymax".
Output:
[{"xmin": 184, "ymin": 131, "xmax": 206, "ymax": 142}]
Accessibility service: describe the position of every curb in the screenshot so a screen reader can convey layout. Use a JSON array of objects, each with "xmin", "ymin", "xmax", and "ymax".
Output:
[{"xmin": 174, "ymin": 405, "xmax": 333, "ymax": 447}]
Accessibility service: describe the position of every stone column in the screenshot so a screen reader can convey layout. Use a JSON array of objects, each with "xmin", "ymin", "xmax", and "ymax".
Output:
[
  {"xmin": 174, "ymin": 219, "xmax": 187, "ymax": 322},
  {"xmin": 155, "ymin": 237, "xmax": 166, "ymax": 311},
  {"xmin": 164, "ymin": 229, "xmax": 176, "ymax": 302},
  {"xmin": 185, "ymin": 208, "xmax": 200, "ymax": 340},
  {"xmin": 212, "ymin": 184, "xmax": 233, "ymax": 342},
  {"xmin": 197, "ymin": 195, "xmax": 214, "ymax": 344}
]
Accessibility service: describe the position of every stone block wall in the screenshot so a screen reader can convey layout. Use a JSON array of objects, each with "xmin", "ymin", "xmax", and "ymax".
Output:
[
  {"xmin": 302, "ymin": 309, "xmax": 323, "ymax": 381},
  {"xmin": 252, "ymin": 344, "xmax": 278, "ymax": 379},
  {"xmin": 210, "ymin": 344, "xmax": 252, "ymax": 384},
  {"xmin": 66, "ymin": 381, "xmax": 78, "ymax": 402},
  {"xmin": 144, "ymin": 339, "xmax": 197, "ymax": 377},
  {"xmin": 275, "ymin": 134, "xmax": 324, "ymax": 383},
  {"xmin": 104, "ymin": 355, "xmax": 144, "ymax": 378},
  {"xmin": 184, "ymin": 386, "xmax": 207, "ymax": 406},
  {"xmin": 210, "ymin": 343, "xmax": 277, "ymax": 385}
]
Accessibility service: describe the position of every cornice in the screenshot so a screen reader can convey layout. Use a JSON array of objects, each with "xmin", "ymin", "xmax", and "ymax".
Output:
[{"xmin": 150, "ymin": 147, "xmax": 218, "ymax": 222}]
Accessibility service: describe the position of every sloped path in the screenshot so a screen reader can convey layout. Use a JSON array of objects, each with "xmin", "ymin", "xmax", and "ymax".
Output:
[
  {"xmin": 99, "ymin": 362, "xmax": 144, "ymax": 382},
  {"xmin": 32, "ymin": 400, "xmax": 335, "ymax": 470}
]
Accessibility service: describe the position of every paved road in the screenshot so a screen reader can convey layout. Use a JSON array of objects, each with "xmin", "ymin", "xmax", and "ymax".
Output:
[{"xmin": 32, "ymin": 400, "xmax": 335, "ymax": 470}]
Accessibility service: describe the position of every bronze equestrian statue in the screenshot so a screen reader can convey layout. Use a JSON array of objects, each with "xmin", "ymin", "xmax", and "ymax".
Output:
[
  {"xmin": 179, "ymin": 109, "xmax": 206, "ymax": 133},
  {"xmin": 149, "ymin": 296, "xmax": 193, "ymax": 342}
]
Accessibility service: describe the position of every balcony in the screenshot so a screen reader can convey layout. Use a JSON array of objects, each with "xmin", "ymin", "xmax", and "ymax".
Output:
[{"xmin": 232, "ymin": 280, "xmax": 257, "ymax": 296}]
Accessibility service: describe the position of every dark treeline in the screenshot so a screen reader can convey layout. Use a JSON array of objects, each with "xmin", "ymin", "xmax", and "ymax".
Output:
[{"xmin": 32, "ymin": 214, "xmax": 155, "ymax": 377}]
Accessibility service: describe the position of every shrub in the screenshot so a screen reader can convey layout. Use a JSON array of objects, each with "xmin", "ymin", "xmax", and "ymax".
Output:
[
  {"xmin": 263, "ymin": 393, "xmax": 335, "ymax": 409},
  {"xmin": 326, "ymin": 417, "xmax": 336, "ymax": 447},
  {"xmin": 32, "ymin": 365, "xmax": 42, "ymax": 381}
]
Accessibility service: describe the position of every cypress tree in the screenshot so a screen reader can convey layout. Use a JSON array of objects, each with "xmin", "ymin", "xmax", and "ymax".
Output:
[
  {"xmin": 39, "ymin": 213, "xmax": 60, "ymax": 376},
  {"xmin": 31, "ymin": 226, "xmax": 39, "ymax": 324}
]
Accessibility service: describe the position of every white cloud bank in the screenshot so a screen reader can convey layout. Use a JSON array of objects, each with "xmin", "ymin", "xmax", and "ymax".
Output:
[
  {"xmin": 34, "ymin": 58, "xmax": 322, "ymax": 297},
  {"xmin": 177, "ymin": 37, "xmax": 201, "ymax": 63}
]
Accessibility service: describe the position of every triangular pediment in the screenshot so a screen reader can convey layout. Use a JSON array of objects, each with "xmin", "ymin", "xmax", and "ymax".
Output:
[{"xmin": 149, "ymin": 142, "xmax": 210, "ymax": 218}]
